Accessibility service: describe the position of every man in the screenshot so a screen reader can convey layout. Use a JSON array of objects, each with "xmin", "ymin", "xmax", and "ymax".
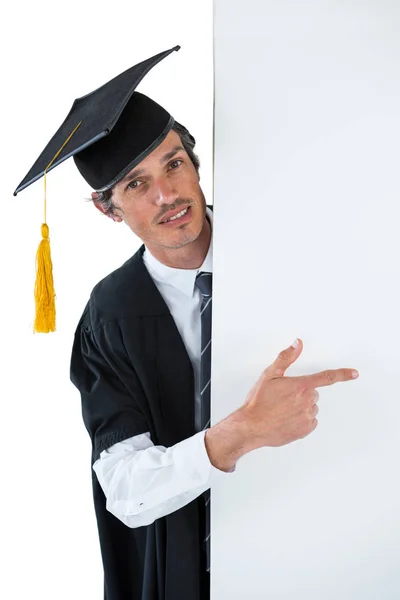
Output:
[
  {"xmin": 70, "ymin": 121, "xmax": 358, "ymax": 599},
  {"xmin": 15, "ymin": 46, "xmax": 359, "ymax": 600}
]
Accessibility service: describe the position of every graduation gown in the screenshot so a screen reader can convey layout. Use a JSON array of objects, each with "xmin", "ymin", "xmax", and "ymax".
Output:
[{"xmin": 70, "ymin": 208, "xmax": 213, "ymax": 600}]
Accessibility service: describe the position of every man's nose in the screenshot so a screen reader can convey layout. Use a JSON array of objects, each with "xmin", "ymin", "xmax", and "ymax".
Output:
[{"xmin": 153, "ymin": 177, "xmax": 179, "ymax": 205}]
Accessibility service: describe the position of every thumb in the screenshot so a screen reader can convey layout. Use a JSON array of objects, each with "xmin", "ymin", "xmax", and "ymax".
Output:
[{"xmin": 265, "ymin": 338, "xmax": 303, "ymax": 379}]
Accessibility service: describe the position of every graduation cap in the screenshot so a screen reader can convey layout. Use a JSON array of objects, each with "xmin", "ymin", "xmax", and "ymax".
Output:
[{"xmin": 14, "ymin": 45, "xmax": 181, "ymax": 333}]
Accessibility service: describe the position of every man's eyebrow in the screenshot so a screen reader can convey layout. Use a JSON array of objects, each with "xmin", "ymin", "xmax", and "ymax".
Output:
[
  {"xmin": 160, "ymin": 145, "xmax": 185, "ymax": 164},
  {"xmin": 120, "ymin": 146, "xmax": 185, "ymax": 187}
]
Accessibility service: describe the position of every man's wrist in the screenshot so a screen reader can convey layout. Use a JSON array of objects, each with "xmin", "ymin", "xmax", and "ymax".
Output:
[{"xmin": 204, "ymin": 408, "xmax": 256, "ymax": 472}]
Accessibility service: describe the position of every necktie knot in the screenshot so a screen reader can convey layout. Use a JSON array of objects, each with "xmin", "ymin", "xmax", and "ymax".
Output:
[{"xmin": 195, "ymin": 271, "xmax": 212, "ymax": 298}]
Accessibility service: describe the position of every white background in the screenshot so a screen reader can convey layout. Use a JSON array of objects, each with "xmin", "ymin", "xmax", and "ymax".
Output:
[
  {"xmin": 212, "ymin": 1, "xmax": 400, "ymax": 598},
  {"xmin": 1, "ymin": 2, "xmax": 213, "ymax": 598},
  {"xmin": 3, "ymin": 1, "xmax": 400, "ymax": 599}
]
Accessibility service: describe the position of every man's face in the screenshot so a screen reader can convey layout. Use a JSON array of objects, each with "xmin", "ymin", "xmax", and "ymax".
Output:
[{"xmin": 102, "ymin": 130, "xmax": 207, "ymax": 254}]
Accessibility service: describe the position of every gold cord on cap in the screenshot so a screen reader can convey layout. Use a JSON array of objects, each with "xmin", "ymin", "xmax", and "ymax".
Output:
[{"xmin": 34, "ymin": 121, "xmax": 82, "ymax": 333}]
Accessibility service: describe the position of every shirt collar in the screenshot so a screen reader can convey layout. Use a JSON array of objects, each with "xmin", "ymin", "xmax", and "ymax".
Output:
[{"xmin": 142, "ymin": 206, "xmax": 213, "ymax": 298}]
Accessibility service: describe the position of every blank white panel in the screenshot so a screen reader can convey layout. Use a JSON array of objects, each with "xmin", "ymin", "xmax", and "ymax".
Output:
[{"xmin": 212, "ymin": 1, "xmax": 400, "ymax": 598}]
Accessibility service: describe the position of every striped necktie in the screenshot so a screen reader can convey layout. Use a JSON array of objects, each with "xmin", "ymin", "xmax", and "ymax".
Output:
[{"xmin": 195, "ymin": 271, "xmax": 212, "ymax": 573}]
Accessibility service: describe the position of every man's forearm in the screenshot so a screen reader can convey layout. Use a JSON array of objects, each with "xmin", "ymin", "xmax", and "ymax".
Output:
[{"xmin": 204, "ymin": 408, "xmax": 258, "ymax": 472}]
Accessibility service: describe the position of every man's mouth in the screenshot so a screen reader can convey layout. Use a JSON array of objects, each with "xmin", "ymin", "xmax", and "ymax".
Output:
[{"xmin": 160, "ymin": 206, "xmax": 192, "ymax": 225}]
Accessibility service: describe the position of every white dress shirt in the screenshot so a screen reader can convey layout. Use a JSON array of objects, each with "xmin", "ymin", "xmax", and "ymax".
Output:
[{"xmin": 93, "ymin": 206, "xmax": 235, "ymax": 528}]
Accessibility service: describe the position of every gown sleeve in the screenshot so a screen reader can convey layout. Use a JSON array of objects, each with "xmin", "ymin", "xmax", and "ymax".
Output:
[{"xmin": 70, "ymin": 302, "xmax": 149, "ymax": 463}]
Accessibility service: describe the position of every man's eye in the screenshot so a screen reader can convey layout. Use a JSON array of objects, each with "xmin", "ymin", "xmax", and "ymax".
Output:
[
  {"xmin": 169, "ymin": 159, "xmax": 183, "ymax": 169},
  {"xmin": 128, "ymin": 180, "xmax": 141, "ymax": 189}
]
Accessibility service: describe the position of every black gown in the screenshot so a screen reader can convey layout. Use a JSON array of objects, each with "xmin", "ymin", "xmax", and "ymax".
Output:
[{"xmin": 70, "ymin": 207, "xmax": 213, "ymax": 600}]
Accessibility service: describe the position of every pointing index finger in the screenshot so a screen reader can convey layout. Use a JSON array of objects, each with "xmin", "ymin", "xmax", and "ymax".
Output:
[{"xmin": 295, "ymin": 368, "xmax": 359, "ymax": 388}]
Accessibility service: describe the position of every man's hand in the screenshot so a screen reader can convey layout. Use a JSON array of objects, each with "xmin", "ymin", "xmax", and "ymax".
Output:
[{"xmin": 241, "ymin": 338, "xmax": 359, "ymax": 448}]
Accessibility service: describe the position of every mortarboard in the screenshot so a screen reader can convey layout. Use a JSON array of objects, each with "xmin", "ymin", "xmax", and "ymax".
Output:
[{"xmin": 14, "ymin": 45, "xmax": 182, "ymax": 333}]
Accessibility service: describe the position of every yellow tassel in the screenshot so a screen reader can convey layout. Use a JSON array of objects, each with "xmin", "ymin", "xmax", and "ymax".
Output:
[
  {"xmin": 34, "ymin": 223, "xmax": 56, "ymax": 333},
  {"xmin": 32, "ymin": 120, "xmax": 81, "ymax": 333},
  {"xmin": 33, "ymin": 121, "xmax": 82, "ymax": 333}
]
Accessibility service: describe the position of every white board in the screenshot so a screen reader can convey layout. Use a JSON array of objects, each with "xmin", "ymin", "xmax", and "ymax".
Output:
[{"xmin": 212, "ymin": 1, "xmax": 400, "ymax": 597}]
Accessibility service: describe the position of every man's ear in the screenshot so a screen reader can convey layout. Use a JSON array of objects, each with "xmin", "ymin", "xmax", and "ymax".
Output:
[{"xmin": 91, "ymin": 192, "xmax": 123, "ymax": 222}]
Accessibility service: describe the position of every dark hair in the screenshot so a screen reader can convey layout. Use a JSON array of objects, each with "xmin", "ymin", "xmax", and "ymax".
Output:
[{"xmin": 92, "ymin": 121, "xmax": 200, "ymax": 217}]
